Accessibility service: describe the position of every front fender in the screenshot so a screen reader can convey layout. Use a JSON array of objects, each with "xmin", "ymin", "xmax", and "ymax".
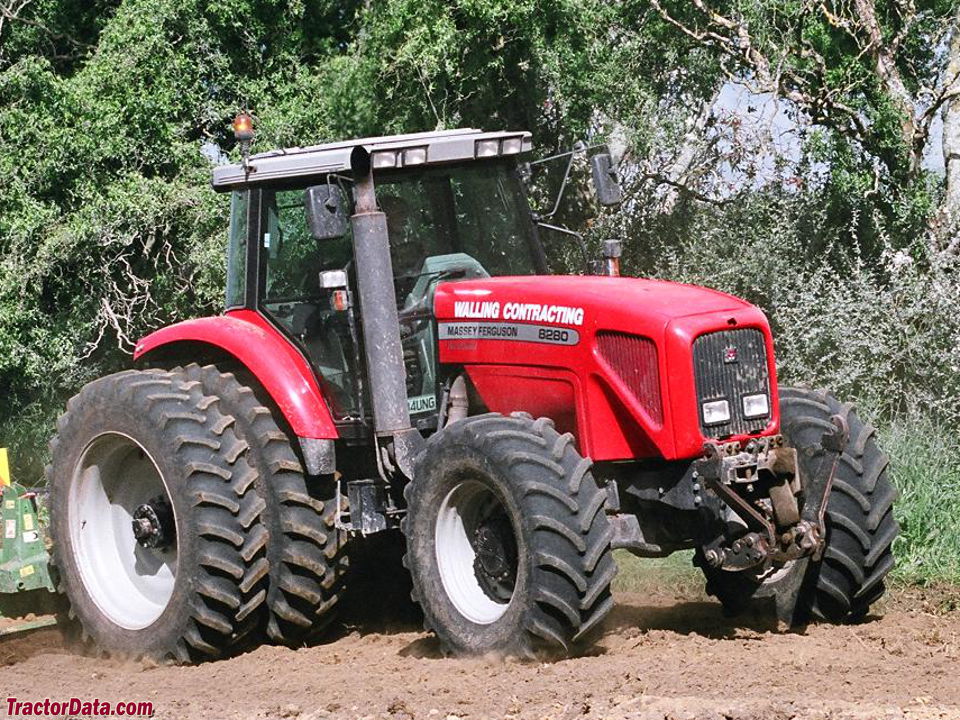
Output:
[{"xmin": 134, "ymin": 310, "xmax": 338, "ymax": 440}]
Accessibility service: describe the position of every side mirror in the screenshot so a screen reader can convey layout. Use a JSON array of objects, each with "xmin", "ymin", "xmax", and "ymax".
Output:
[
  {"xmin": 590, "ymin": 152, "xmax": 622, "ymax": 206},
  {"xmin": 305, "ymin": 182, "xmax": 349, "ymax": 240}
]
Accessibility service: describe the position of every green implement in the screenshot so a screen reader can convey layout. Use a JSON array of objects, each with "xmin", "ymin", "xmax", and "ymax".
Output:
[{"xmin": 0, "ymin": 482, "xmax": 58, "ymax": 630}]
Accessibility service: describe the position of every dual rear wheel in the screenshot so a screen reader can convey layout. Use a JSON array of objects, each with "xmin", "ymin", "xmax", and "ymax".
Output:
[{"xmin": 48, "ymin": 365, "xmax": 347, "ymax": 661}]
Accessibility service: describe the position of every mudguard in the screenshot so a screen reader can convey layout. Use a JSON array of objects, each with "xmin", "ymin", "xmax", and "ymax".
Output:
[{"xmin": 133, "ymin": 309, "xmax": 338, "ymax": 440}]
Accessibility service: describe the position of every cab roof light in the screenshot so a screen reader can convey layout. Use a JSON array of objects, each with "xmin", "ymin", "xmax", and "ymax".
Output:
[
  {"xmin": 232, "ymin": 111, "xmax": 255, "ymax": 171},
  {"xmin": 231, "ymin": 112, "xmax": 254, "ymax": 142},
  {"xmin": 403, "ymin": 147, "xmax": 428, "ymax": 165},
  {"xmin": 501, "ymin": 136, "xmax": 523, "ymax": 155},
  {"xmin": 475, "ymin": 139, "xmax": 500, "ymax": 158},
  {"xmin": 371, "ymin": 150, "xmax": 398, "ymax": 169}
]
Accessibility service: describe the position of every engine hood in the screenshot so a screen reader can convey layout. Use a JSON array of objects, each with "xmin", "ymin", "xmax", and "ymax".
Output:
[
  {"xmin": 433, "ymin": 274, "xmax": 777, "ymax": 463},
  {"xmin": 433, "ymin": 275, "xmax": 755, "ymax": 333}
]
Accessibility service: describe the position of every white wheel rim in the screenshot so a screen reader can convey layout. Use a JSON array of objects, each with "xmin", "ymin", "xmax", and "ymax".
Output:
[
  {"xmin": 68, "ymin": 432, "xmax": 178, "ymax": 630},
  {"xmin": 435, "ymin": 480, "xmax": 516, "ymax": 625}
]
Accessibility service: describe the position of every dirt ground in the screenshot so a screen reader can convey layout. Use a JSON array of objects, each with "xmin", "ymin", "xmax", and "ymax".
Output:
[{"xmin": 2, "ymin": 582, "xmax": 959, "ymax": 720}]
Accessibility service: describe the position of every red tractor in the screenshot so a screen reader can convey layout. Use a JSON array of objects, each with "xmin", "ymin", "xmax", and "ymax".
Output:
[{"xmin": 46, "ymin": 126, "xmax": 898, "ymax": 662}]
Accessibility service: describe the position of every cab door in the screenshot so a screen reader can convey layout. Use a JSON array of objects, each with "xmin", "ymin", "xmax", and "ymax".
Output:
[{"xmin": 255, "ymin": 187, "xmax": 363, "ymax": 423}]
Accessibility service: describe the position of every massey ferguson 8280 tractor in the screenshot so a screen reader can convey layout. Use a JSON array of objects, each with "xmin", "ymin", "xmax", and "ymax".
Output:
[{"xmin": 47, "ymin": 125, "xmax": 898, "ymax": 663}]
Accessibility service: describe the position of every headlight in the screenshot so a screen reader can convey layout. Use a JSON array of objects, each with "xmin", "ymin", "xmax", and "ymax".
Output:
[
  {"xmin": 701, "ymin": 399, "xmax": 730, "ymax": 425},
  {"xmin": 742, "ymin": 393, "xmax": 770, "ymax": 419}
]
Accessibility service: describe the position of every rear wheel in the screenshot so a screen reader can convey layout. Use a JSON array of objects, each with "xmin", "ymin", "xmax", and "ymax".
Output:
[
  {"xmin": 48, "ymin": 369, "xmax": 268, "ymax": 662},
  {"xmin": 402, "ymin": 413, "xmax": 615, "ymax": 657},
  {"xmin": 179, "ymin": 364, "xmax": 348, "ymax": 646},
  {"xmin": 698, "ymin": 387, "xmax": 899, "ymax": 623}
]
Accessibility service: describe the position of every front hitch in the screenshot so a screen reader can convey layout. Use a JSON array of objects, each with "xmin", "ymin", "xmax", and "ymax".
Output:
[{"xmin": 696, "ymin": 414, "xmax": 850, "ymax": 572}]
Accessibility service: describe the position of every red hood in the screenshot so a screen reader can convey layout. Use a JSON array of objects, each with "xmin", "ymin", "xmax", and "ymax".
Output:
[
  {"xmin": 433, "ymin": 275, "xmax": 754, "ymax": 333},
  {"xmin": 433, "ymin": 274, "xmax": 776, "ymax": 462}
]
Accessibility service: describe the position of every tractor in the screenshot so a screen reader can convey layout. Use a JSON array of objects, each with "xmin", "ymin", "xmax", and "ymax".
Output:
[{"xmin": 45, "ymin": 123, "xmax": 899, "ymax": 662}]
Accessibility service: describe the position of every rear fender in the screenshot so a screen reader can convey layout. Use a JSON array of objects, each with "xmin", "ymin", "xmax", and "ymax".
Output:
[{"xmin": 133, "ymin": 310, "xmax": 339, "ymax": 445}]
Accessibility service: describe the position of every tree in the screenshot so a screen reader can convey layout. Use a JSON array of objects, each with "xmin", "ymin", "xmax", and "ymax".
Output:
[{"xmin": 648, "ymin": 0, "xmax": 960, "ymax": 248}]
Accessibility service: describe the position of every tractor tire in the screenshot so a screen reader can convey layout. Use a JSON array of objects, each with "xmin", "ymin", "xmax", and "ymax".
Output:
[
  {"xmin": 179, "ymin": 364, "xmax": 348, "ymax": 646},
  {"xmin": 697, "ymin": 386, "xmax": 899, "ymax": 624},
  {"xmin": 402, "ymin": 412, "xmax": 616, "ymax": 658},
  {"xmin": 47, "ymin": 369, "xmax": 268, "ymax": 662}
]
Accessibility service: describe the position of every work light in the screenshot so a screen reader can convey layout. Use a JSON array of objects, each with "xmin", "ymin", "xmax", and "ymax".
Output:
[
  {"xmin": 475, "ymin": 139, "xmax": 500, "ymax": 157},
  {"xmin": 701, "ymin": 399, "xmax": 731, "ymax": 425},
  {"xmin": 742, "ymin": 393, "xmax": 770, "ymax": 419}
]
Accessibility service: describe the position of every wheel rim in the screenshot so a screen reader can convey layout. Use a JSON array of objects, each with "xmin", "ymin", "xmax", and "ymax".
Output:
[
  {"xmin": 435, "ymin": 479, "xmax": 518, "ymax": 625},
  {"xmin": 68, "ymin": 433, "xmax": 178, "ymax": 630}
]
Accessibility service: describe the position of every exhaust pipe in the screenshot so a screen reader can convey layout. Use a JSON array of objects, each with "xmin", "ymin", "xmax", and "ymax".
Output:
[
  {"xmin": 349, "ymin": 148, "xmax": 411, "ymax": 437},
  {"xmin": 603, "ymin": 239, "xmax": 622, "ymax": 277},
  {"xmin": 349, "ymin": 148, "xmax": 422, "ymax": 477}
]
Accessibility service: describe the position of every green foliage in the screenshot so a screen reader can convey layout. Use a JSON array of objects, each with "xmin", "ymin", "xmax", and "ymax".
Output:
[{"xmin": 884, "ymin": 419, "xmax": 960, "ymax": 584}]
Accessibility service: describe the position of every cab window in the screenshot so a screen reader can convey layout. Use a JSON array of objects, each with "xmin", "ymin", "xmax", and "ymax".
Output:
[{"xmin": 258, "ymin": 188, "xmax": 359, "ymax": 421}]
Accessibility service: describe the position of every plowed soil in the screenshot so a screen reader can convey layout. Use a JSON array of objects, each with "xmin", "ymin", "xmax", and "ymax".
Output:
[{"xmin": 2, "ymin": 580, "xmax": 958, "ymax": 720}]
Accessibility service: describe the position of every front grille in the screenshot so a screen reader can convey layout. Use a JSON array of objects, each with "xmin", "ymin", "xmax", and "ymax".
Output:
[
  {"xmin": 597, "ymin": 331, "xmax": 662, "ymax": 425},
  {"xmin": 692, "ymin": 328, "xmax": 770, "ymax": 438}
]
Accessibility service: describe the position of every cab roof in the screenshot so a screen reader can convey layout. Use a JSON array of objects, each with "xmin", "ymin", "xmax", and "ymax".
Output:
[{"xmin": 211, "ymin": 128, "xmax": 533, "ymax": 191}]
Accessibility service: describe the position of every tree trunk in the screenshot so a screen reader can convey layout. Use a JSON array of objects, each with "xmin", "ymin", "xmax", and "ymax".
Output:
[
  {"xmin": 939, "ymin": 21, "xmax": 960, "ymax": 251},
  {"xmin": 852, "ymin": 0, "xmax": 918, "ymax": 172},
  {"xmin": 661, "ymin": 89, "xmax": 721, "ymax": 214}
]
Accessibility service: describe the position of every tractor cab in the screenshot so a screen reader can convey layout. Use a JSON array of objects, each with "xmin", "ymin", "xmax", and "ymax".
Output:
[{"xmin": 214, "ymin": 129, "xmax": 556, "ymax": 434}]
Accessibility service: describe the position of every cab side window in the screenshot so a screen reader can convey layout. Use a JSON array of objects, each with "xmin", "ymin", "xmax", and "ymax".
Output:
[
  {"xmin": 259, "ymin": 188, "xmax": 359, "ymax": 421},
  {"xmin": 262, "ymin": 190, "xmax": 352, "ymax": 303}
]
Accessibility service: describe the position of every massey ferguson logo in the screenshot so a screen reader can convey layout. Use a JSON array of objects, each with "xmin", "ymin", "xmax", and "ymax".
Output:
[{"xmin": 723, "ymin": 346, "xmax": 739, "ymax": 364}]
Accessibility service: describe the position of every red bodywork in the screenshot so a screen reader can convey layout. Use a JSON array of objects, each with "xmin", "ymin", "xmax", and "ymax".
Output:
[
  {"xmin": 434, "ymin": 276, "xmax": 779, "ymax": 462},
  {"xmin": 134, "ymin": 309, "xmax": 339, "ymax": 440},
  {"xmin": 135, "ymin": 275, "xmax": 779, "ymax": 462}
]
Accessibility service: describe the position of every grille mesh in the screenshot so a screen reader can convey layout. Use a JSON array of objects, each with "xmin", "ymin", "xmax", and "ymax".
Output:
[
  {"xmin": 596, "ymin": 331, "xmax": 662, "ymax": 425},
  {"xmin": 692, "ymin": 328, "xmax": 770, "ymax": 438}
]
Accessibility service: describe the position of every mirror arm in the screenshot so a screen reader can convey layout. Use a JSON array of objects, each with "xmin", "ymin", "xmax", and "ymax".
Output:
[
  {"xmin": 529, "ymin": 141, "xmax": 613, "ymax": 221},
  {"xmin": 536, "ymin": 222, "xmax": 590, "ymax": 273},
  {"xmin": 539, "ymin": 149, "xmax": 577, "ymax": 221},
  {"xmin": 528, "ymin": 142, "xmax": 608, "ymax": 168}
]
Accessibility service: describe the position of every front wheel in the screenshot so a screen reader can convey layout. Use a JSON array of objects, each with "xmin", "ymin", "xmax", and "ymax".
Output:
[
  {"xmin": 402, "ymin": 413, "xmax": 615, "ymax": 658},
  {"xmin": 698, "ymin": 387, "xmax": 899, "ymax": 623}
]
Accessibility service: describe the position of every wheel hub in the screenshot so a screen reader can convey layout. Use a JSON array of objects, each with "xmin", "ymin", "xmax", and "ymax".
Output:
[
  {"xmin": 132, "ymin": 497, "xmax": 175, "ymax": 550},
  {"xmin": 472, "ymin": 515, "xmax": 517, "ymax": 601}
]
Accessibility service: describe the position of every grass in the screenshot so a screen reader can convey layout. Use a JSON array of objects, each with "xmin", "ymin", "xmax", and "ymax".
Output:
[
  {"xmin": 612, "ymin": 550, "xmax": 702, "ymax": 596},
  {"xmin": 881, "ymin": 419, "xmax": 960, "ymax": 586}
]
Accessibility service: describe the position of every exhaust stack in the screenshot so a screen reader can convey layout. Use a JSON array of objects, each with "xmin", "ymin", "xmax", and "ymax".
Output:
[{"xmin": 349, "ymin": 147, "xmax": 423, "ymax": 477}]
